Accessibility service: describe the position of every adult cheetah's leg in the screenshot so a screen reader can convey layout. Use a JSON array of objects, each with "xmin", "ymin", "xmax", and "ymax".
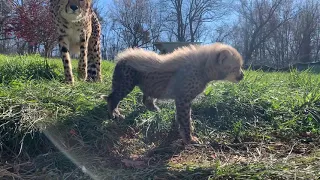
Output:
[
  {"xmin": 58, "ymin": 36, "xmax": 74, "ymax": 84},
  {"xmin": 87, "ymin": 14, "xmax": 102, "ymax": 82},
  {"xmin": 143, "ymin": 95, "xmax": 160, "ymax": 112},
  {"xmin": 78, "ymin": 34, "xmax": 89, "ymax": 81},
  {"xmin": 87, "ymin": 36, "xmax": 102, "ymax": 82},
  {"xmin": 175, "ymin": 99, "xmax": 199, "ymax": 144},
  {"xmin": 106, "ymin": 64, "xmax": 136, "ymax": 120}
]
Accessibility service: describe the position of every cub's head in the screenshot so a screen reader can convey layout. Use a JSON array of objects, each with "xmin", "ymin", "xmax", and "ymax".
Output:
[
  {"xmin": 61, "ymin": 0, "xmax": 92, "ymax": 21},
  {"xmin": 205, "ymin": 43, "xmax": 244, "ymax": 83}
]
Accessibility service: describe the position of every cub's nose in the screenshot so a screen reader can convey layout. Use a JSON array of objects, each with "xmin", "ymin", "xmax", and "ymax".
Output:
[{"xmin": 70, "ymin": 5, "xmax": 78, "ymax": 11}]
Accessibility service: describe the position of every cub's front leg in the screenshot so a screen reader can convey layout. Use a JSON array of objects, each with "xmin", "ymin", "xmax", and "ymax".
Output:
[{"xmin": 174, "ymin": 98, "xmax": 199, "ymax": 145}]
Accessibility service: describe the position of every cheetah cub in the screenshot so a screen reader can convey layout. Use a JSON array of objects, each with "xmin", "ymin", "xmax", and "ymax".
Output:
[
  {"xmin": 50, "ymin": 0, "xmax": 102, "ymax": 84},
  {"xmin": 102, "ymin": 43, "xmax": 244, "ymax": 145}
]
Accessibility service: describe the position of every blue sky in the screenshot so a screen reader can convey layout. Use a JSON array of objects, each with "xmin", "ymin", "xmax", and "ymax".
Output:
[{"xmin": 96, "ymin": 0, "xmax": 111, "ymax": 14}]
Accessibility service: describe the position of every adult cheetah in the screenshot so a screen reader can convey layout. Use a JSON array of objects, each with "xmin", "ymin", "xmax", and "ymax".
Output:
[
  {"xmin": 102, "ymin": 43, "xmax": 244, "ymax": 145},
  {"xmin": 50, "ymin": 0, "xmax": 102, "ymax": 84}
]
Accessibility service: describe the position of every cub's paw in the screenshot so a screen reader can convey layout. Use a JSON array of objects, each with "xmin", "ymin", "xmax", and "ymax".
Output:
[
  {"xmin": 190, "ymin": 136, "xmax": 201, "ymax": 144},
  {"xmin": 182, "ymin": 135, "xmax": 202, "ymax": 146},
  {"xmin": 110, "ymin": 110, "xmax": 125, "ymax": 121}
]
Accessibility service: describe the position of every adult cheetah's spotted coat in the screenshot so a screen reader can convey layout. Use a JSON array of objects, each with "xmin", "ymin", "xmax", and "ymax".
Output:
[
  {"xmin": 103, "ymin": 43, "xmax": 245, "ymax": 145},
  {"xmin": 50, "ymin": 0, "xmax": 102, "ymax": 84}
]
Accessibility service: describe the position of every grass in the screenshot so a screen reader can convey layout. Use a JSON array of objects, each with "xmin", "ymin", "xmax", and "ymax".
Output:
[{"xmin": 0, "ymin": 54, "xmax": 320, "ymax": 179}]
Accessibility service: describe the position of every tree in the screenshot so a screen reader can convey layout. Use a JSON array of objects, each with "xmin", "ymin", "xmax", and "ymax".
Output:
[
  {"xmin": 293, "ymin": 0, "xmax": 319, "ymax": 63},
  {"xmin": 164, "ymin": 0, "xmax": 229, "ymax": 42},
  {"xmin": 236, "ymin": 0, "xmax": 295, "ymax": 64},
  {"xmin": 6, "ymin": 0, "xmax": 57, "ymax": 57},
  {"xmin": 0, "ymin": 0, "xmax": 13, "ymax": 53},
  {"xmin": 225, "ymin": 0, "xmax": 320, "ymax": 68},
  {"xmin": 109, "ymin": 0, "xmax": 163, "ymax": 48}
]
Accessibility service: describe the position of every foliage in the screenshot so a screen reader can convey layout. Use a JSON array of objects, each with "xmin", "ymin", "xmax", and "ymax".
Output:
[{"xmin": 5, "ymin": 0, "xmax": 57, "ymax": 56}]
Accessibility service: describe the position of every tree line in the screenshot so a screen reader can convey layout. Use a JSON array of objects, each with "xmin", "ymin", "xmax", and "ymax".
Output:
[{"xmin": 0, "ymin": 0, "xmax": 319, "ymax": 68}]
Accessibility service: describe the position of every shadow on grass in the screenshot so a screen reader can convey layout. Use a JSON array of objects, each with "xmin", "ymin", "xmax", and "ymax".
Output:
[
  {"xmin": 39, "ymin": 102, "xmax": 219, "ymax": 179},
  {"xmin": 1, "ymin": 95, "xmax": 196, "ymax": 179},
  {"xmin": 3, "ymin": 95, "xmax": 319, "ymax": 179}
]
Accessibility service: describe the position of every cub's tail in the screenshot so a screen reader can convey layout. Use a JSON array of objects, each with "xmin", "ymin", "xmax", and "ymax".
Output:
[{"xmin": 115, "ymin": 48, "xmax": 163, "ymax": 72}]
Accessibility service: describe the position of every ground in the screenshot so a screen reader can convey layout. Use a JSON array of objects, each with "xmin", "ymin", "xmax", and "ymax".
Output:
[{"xmin": 0, "ymin": 54, "xmax": 320, "ymax": 179}]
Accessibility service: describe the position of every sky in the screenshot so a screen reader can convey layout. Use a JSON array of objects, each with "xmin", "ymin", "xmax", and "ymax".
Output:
[{"xmin": 96, "ymin": 0, "xmax": 111, "ymax": 14}]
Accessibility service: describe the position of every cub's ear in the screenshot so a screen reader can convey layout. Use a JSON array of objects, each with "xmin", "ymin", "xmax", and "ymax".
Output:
[{"xmin": 217, "ymin": 49, "xmax": 232, "ymax": 65}]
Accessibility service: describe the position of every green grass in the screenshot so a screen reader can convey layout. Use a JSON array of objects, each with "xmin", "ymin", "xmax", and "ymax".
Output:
[{"xmin": 0, "ymin": 54, "xmax": 320, "ymax": 179}]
